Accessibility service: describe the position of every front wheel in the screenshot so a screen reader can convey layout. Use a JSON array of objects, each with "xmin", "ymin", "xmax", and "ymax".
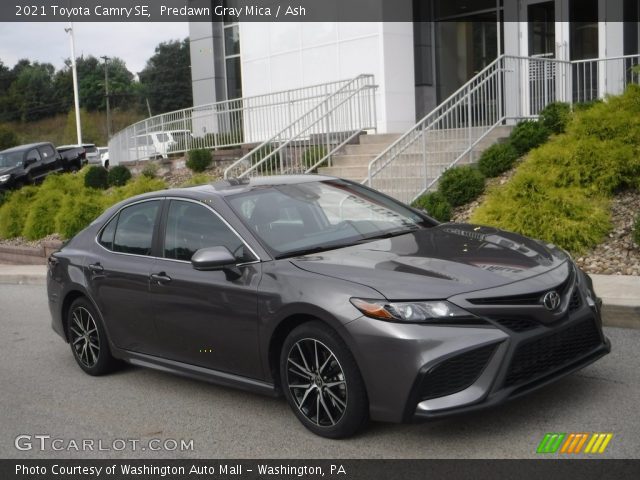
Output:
[
  {"xmin": 280, "ymin": 321, "xmax": 369, "ymax": 438},
  {"xmin": 67, "ymin": 298, "xmax": 119, "ymax": 375}
]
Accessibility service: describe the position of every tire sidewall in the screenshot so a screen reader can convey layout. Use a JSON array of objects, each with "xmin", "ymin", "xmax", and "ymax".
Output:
[
  {"xmin": 279, "ymin": 321, "xmax": 368, "ymax": 439},
  {"xmin": 67, "ymin": 297, "xmax": 115, "ymax": 376}
]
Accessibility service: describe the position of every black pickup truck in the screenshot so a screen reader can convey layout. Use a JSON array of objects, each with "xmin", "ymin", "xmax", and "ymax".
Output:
[{"xmin": 0, "ymin": 142, "xmax": 87, "ymax": 191}]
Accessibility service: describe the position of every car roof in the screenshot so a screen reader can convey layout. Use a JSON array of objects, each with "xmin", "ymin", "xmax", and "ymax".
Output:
[
  {"xmin": 122, "ymin": 175, "xmax": 340, "ymax": 203},
  {"xmin": 0, "ymin": 142, "xmax": 51, "ymax": 154}
]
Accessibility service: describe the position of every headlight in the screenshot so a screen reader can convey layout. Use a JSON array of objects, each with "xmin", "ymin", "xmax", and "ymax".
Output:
[
  {"xmin": 350, "ymin": 298, "xmax": 475, "ymax": 323},
  {"xmin": 0, "ymin": 174, "xmax": 10, "ymax": 183}
]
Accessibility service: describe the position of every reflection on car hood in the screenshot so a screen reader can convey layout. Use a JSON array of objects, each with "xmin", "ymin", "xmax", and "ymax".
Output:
[
  {"xmin": 290, "ymin": 223, "xmax": 570, "ymax": 300},
  {"xmin": 0, "ymin": 166, "xmax": 18, "ymax": 176}
]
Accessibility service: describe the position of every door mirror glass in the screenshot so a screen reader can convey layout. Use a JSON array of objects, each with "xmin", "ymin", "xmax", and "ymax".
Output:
[{"xmin": 191, "ymin": 246, "xmax": 236, "ymax": 271}]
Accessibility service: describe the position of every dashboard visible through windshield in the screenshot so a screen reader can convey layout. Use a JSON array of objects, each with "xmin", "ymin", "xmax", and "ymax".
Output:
[{"xmin": 227, "ymin": 180, "xmax": 430, "ymax": 258}]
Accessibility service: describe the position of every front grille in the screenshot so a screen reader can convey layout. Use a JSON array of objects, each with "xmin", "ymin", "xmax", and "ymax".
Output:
[
  {"xmin": 419, "ymin": 344, "xmax": 497, "ymax": 400},
  {"xmin": 492, "ymin": 316, "xmax": 539, "ymax": 332},
  {"xmin": 504, "ymin": 318, "xmax": 601, "ymax": 387}
]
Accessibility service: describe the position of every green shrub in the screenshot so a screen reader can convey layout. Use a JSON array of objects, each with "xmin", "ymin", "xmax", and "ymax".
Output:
[
  {"xmin": 107, "ymin": 165, "xmax": 132, "ymax": 187},
  {"xmin": 634, "ymin": 214, "xmax": 640, "ymax": 247},
  {"xmin": 471, "ymin": 177, "xmax": 611, "ymax": 254},
  {"xmin": 539, "ymin": 102, "xmax": 571, "ymax": 134},
  {"xmin": 0, "ymin": 126, "xmax": 19, "ymax": 150},
  {"xmin": 509, "ymin": 121, "xmax": 550, "ymax": 156},
  {"xmin": 84, "ymin": 166, "xmax": 109, "ymax": 190},
  {"xmin": 438, "ymin": 166, "xmax": 485, "ymax": 207},
  {"xmin": 412, "ymin": 191, "xmax": 452, "ymax": 222},
  {"xmin": 22, "ymin": 190, "xmax": 63, "ymax": 240},
  {"xmin": 301, "ymin": 145, "xmax": 328, "ymax": 172},
  {"xmin": 180, "ymin": 173, "xmax": 214, "ymax": 187},
  {"xmin": 186, "ymin": 149, "xmax": 212, "ymax": 173},
  {"xmin": 0, "ymin": 186, "xmax": 38, "ymax": 238},
  {"xmin": 141, "ymin": 162, "xmax": 159, "ymax": 178},
  {"xmin": 109, "ymin": 176, "xmax": 167, "ymax": 204},
  {"xmin": 477, "ymin": 143, "xmax": 519, "ymax": 178},
  {"xmin": 0, "ymin": 191, "xmax": 8, "ymax": 208},
  {"xmin": 54, "ymin": 191, "xmax": 105, "ymax": 239}
]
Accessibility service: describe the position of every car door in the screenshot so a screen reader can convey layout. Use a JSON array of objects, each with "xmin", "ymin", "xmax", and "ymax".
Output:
[
  {"xmin": 37, "ymin": 144, "xmax": 60, "ymax": 174},
  {"xmin": 24, "ymin": 148, "xmax": 43, "ymax": 180},
  {"xmin": 149, "ymin": 198, "xmax": 263, "ymax": 379},
  {"xmin": 87, "ymin": 199, "xmax": 163, "ymax": 355}
]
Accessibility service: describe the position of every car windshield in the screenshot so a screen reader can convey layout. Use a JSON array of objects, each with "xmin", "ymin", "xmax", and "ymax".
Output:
[
  {"xmin": 0, "ymin": 151, "xmax": 23, "ymax": 168},
  {"xmin": 227, "ymin": 180, "xmax": 428, "ymax": 258}
]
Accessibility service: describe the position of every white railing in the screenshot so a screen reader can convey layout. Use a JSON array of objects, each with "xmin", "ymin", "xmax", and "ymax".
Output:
[
  {"xmin": 224, "ymin": 74, "xmax": 377, "ymax": 179},
  {"xmin": 366, "ymin": 54, "xmax": 640, "ymax": 204},
  {"xmin": 107, "ymin": 77, "xmax": 366, "ymax": 165}
]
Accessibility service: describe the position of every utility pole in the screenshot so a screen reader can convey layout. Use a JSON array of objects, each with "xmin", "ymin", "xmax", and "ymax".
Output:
[
  {"xmin": 101, "ymin": 55, "xmax": 111, "ymax": 139},
  {"xmin": 65, "ymin": 22, "xmax": 82, "ymax": 145}
]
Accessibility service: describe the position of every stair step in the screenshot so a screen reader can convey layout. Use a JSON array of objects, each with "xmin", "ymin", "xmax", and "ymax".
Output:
[{"xmin": 358, "ymin": 133, "xmax": 402, "ymax": 145}]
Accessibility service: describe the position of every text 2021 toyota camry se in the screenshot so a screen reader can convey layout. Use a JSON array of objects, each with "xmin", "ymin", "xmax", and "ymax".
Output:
[{"xmin": 47, "ymin": 175, "xmax": 610, "ymax": 438}]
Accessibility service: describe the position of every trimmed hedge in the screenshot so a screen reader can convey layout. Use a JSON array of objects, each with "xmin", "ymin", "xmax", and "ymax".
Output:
[
  {"xmin": 0, "ymin": 170, "xmax": 167, "ymax": 241},
  {"xmin": 438, "ymin": 166, "xmax": 485, "ymax": 207},
  {"xmin": 478, "ymin": 143, "xmax": 519, "ymax": 178},
  {"xmin": 412, "ymin": 191, "xmax": 452, "ymax": 222},
  {"xmin": 472, "ymin": 85, "xmax": 640, "ymax": 254},
  {"xmin": 539, "ymin": 102, "xmax": 571, "ymax": 134},
  {"xmin": 107, "ymin": 165, "xmax": 132, "ymax": 187},
  {"xmin": 509, "ymin": 121, "xmax": 551, "ymax": 156},
  {"xmin": 186, "ymin": 148, "xmax": 213, "ymax": 173},
  {"xmin": 84, "ymin": 166, "xmax": 109, "ymax": 190}
]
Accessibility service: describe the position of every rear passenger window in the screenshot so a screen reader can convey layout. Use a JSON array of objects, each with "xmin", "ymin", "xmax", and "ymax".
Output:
[
  {"xmin": 39, "ymin": 145, "xmax": 56, "ymax": 159},
  {"xmin": 98, "ymin": 216, "xmax": 118, "ymax": 250},
  {"xmin": 112, "ymin": 201, "xmax": 160, "ymax": 256}
]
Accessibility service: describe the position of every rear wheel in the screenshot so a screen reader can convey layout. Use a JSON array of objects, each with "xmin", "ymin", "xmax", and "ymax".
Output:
[
  {"xmin": 67, "ymin": 298, "xmax": 119, "ymax": 375},
  {"xmin": 280, "ymin": 321, "xmax": 369, "ymax": 438}
]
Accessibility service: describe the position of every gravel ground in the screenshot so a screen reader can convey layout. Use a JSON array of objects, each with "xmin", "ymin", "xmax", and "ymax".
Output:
[{"xmin": 451, "ymin": 165, "xmax": 640, "ymax": 276}]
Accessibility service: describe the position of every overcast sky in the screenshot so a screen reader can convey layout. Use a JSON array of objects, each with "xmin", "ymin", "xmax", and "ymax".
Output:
[{"xmin": 0, "ymin": 22, "xmax": 190, "ymax": 75}]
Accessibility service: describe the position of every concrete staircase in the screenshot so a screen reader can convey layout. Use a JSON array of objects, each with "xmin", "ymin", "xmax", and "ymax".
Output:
[{"xmin": 319, "ymin": 126, "xmax": 513, "ymax": 190}]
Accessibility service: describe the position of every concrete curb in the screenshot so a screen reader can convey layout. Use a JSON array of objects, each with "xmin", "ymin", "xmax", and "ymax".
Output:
[{"xmin": 0, "ymin": 265, "xmax": 638, "ymax": 328}]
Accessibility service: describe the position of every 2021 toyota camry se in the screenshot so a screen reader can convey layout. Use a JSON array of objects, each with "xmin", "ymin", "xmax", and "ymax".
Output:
[{"xmin": 47, "ymin": 175, "xmax": 610, "ymax": 438}]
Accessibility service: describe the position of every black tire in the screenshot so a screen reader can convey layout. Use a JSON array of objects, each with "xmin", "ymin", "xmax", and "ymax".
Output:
[
  {"xmin": 67, "ymin": 297, "xmax": 119, "ymax": 376},
  {"xmin": 280, "ymin": 321, "xmax": 369, "ymax": 438}
]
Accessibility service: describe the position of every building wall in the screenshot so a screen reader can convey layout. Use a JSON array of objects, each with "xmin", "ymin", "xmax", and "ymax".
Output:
[{"xmin": 237, "ymin": 21, "xmax": 416, "ymax": 134}]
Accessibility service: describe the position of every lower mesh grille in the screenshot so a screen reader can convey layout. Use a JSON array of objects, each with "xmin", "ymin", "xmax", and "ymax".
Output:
[
  {"xmin": 569, "ymin": 289, "xmax": 582, "ymax": 312},
  {"xmin": 419, "ymin": 344, "xmax": 497, "ymax": 400},
  {"xmin": 504, "ymin": 318, "xmax": 601, "ymax": 387}
]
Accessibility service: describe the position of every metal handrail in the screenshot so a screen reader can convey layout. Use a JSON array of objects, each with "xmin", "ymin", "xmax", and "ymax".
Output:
[{"xmin": 224, "ymin": 74, "xmax": 377, "ymax": 179}]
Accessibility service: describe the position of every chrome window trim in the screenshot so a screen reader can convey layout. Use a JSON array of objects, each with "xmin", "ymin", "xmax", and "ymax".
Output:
[{"xmin": 94, "ymin": 196, "xmax": 262, "ymax": 264}]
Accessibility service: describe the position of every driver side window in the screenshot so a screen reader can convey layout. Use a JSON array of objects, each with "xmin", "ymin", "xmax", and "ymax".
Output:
[
  {"xmin": 163, "ymin": 200, "xmax": 250, "ymax": 262},
  {"xmin": 26, "ymin": 149, "xmax": 41, "ymax": 163}
]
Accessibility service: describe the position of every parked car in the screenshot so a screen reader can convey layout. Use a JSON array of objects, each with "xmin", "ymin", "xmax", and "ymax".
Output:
[
  {"xmin": 47, "ymin": 176, "xmax": 610, "ymax": 438},
  {"xmin": 0, "ymin": 142, "xmax": 85, "ymax": 190},
  {"xmin": 56, "ymin": 144, "xmax": 90, "ymax": 172},
  {"xmin": 97, "ymin": 147, "xmax": 109, "ymax": 168}
]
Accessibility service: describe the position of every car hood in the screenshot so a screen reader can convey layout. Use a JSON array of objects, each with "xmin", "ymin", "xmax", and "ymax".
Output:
[
  {"xmin": 290, "ymin": 224, "xmax": 570, "ymax": 300},
  {"xmin": 0, "ymin": 166, "xmax": 19, "ymax": 176}
]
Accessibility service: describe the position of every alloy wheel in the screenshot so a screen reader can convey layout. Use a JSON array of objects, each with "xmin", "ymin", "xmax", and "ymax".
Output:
[
  {"xmin": 69, "ymin": 307, "xmax": 100, "ymax": 368},
  {"xmin": 286, "ymin": 338, "xmax": 348, "ymax": 427}
]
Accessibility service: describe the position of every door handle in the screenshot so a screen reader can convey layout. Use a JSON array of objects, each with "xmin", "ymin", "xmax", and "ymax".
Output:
[
  {"xmin": 88, "ymin": 263, "xmax": 104, "ymax": 273},
  {"xmin": 150, "ymin": 272, "xmax": 172, "ymax": 284}
]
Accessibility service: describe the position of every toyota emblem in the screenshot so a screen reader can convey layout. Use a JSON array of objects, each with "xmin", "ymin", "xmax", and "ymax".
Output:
[{"xmin": 543, "ymin": 291, "xmax": 561, "ymax": 311}]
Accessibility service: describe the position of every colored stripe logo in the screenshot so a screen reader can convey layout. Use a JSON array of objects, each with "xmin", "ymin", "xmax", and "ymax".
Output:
[{"xmin": 537, "ymin": 433, "xmax": 613, "ymax": 454}]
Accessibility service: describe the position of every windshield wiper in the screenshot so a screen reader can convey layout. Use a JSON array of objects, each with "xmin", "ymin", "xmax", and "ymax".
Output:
[
  {"xmin": 355, "ymin": 226, "xmax": 420, "ymax": 243},
  {"xmin": 275, "ymin": 245, "xmax": 347, "ymax": 259}
]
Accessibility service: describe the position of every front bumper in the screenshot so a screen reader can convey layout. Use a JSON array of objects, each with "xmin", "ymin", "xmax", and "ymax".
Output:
[{"xmin": 343, "ymin": 269, "xmax": 610, "ymax": 423}]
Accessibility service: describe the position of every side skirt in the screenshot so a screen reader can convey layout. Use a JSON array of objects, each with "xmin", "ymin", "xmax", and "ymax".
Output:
[{"xmin": 111, "ymin": 346, "xmax": 279, "ymax": 398}]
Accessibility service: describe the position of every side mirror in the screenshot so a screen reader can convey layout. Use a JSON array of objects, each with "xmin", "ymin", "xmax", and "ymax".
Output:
[{"xmin": 191, "ymin": 246, "xmax": 236, "ymax": 271}]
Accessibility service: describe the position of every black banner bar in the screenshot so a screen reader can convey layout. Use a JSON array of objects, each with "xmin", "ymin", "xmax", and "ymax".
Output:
[{"xmin": 3, "ymin": 460, "xmax": 640, "ymax": 480}]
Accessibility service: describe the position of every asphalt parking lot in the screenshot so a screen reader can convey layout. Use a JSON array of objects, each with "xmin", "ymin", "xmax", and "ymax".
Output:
[{"xmin": 1, "ymin": 284, "xmax": 638, "ymax": 459}]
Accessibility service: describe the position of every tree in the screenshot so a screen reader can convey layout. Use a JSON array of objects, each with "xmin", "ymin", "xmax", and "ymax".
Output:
[
  {"xmin": 8, "ymin": 61, "xmax": 58, "ymax": 121},
  {"xmin": 138, "ymin": 39, "xmax": 192, "ymax": 114},
  {"xmin": 0, "ymin": 125, "xmax": 19, "ymax": 150}
]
